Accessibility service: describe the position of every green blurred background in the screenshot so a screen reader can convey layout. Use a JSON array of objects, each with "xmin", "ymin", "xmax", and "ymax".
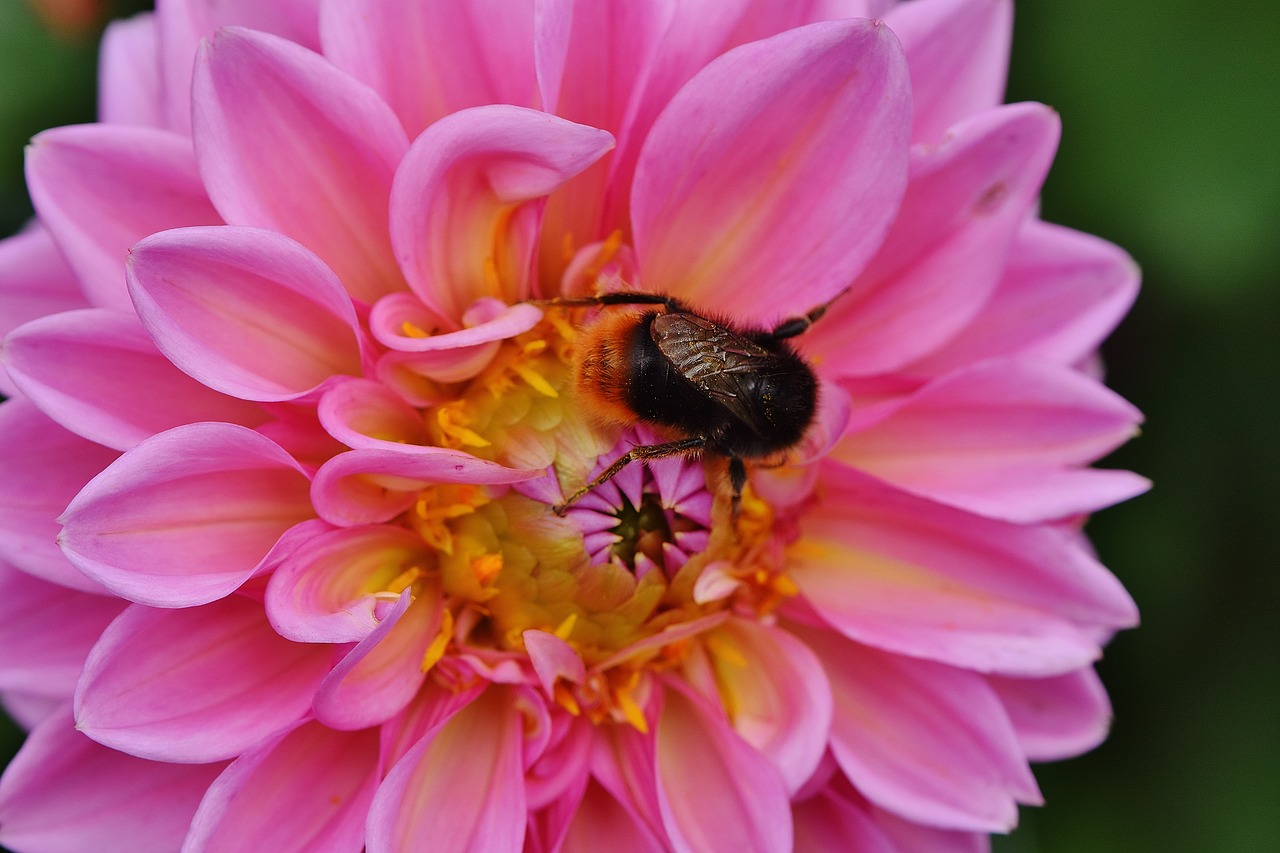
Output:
[{"xmin": 1, "ymin": 1, "xmax": 1276, "ymax": 850}]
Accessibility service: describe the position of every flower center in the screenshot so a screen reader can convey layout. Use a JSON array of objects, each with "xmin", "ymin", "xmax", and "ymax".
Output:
[{"xmin": 363, "ymin": 308, "xmax": 800, "ymax": 727}]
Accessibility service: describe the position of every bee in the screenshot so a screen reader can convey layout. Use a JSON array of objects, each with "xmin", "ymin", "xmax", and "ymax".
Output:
[{"xmin": 535, "ymin": 290, "xmax": 840, "ymax": 515}]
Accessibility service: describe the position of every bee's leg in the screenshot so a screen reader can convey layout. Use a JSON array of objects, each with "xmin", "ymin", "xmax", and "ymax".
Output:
[
  {"xmin": 554, "ymin": 437, "xmax": 706, "ymax": 516},
  {"xmin": 764, "ymin": 286, "xmax": 852, "ymax": 341},
  {"xmin": 526, "ymin": 292, "xmax": 686, "ymax": 313},
  {"xmin": 728, "ymin": 456, "xmax": 748, "ymax": 519}
]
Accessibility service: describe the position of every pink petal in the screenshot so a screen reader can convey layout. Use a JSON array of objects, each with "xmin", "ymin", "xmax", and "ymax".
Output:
[
  {"xmin": 320, "ymin": 0, "xmax": 539, "ymax": 139},
  {"xmin": 809, "ymin": 102, "xmax": 1061, "ymax": 375},
  {"xmin": 631, "ymin": 19, "xmax": 910, "ymax": 324},
  {"xmin": 127, "ymin": 226, "xmax": 364, "ymax": 402},
  {"xmin": 369, "ymin": 295, "xmax": 543, "ymax": 353},
  {"xmin": 74, "ymin": 597, "xmax": 332, "ymax": 763},
  {"xmin": 589, "ymin": 713, "xmax": 667, "ymax": 844},
  {"xmin": 887, "ymin": 0, "xmax": 1014, "ymax": 144},
  {"xmin": 524, "ymin": 630, "xmax": 587, "ymax": 699},
  {"xmin": 788, "ymin": 468, "xmax": 1138, "ymax": 676},
  {"xmin": 312, "ymin": 447, "xmax": 543, "ymax": 526},
  {"xmin": 389, "ymin": 105, "xmax": 614, "ymax": 324},
  {"xmin": 25, "ymin": 124, "xmax": 221, "ymax": 313},
  {"xmin": 810, "ymin": 0, "xmax": 893, "ymax": 19},
  {"xmin": 368, "ymin": 686, "xmax": 528, "ymax": 852},
  {"xmin": 832, "ymin": 360, "xmax": 1148, "ymax": 522},
  {"xmin": 802, "ymin": 628, "xmax": 1040, "ymax": 832},
  {"xmin": 193, "ymin": 26, "xmax": 408, "ymax": 303},
  {"xmin": 313, "ymin": 589, "xmax": 440, "ymax": 730},
  {"xmin": 4, "ymin": 308, "xmax": 265, "ymax": 450},
  {"xmin": 98, "ymin": 14, "xmax": 164, "ymax": 127},
  {"xmin": 266, "ymin": 523, "xmax": 431, "ymax": 643},
  {"xmin": 525, "ymin": 712, "xmax": 593, "ymax": 813},
  {"xmin": 184, "ymin": 719, "xmax": 380, "ymax": 853},
  {"xmin": 0, "ymin": 225, "xmax": 88, "ymax": 397},
  {"xmin": 0, "ymin": 690, "xmax": 63, "ymax": 730},
  {"xmin": 793, "ymin": 790, "xmax": 896, "ymax": 853},
  {"xmin": 0, "ymin": 563, "xmax": 124, "ymax": 703},
  {"xmin": 907, "ymin": 219, "xmax": 1142, "ymax": 373},
  {"xmin": 705, "ymin": 619, "xmax": 832, "ymax": 794},
  {"xmin": 316, "ymin": 377, "xmax": 432, "ymax": 449},
  {"xmin": 990, "ymin": 668, "xmax": 1114, "ymax": 761},
  {"xmin": 157, "ymin": 0, "xmax": 323, "ymax": 134},
  {"xmin": 535, "ymin": 0, "xmax": 680, "ymax": 265},
  {"xmin": 557, "ymin": 780, "xmax": 666, "ymax": 853},
  {"xmin": 59, "ymin": 423, "xmax": 314, "ymax": 607},
  {"xmin": 817, "ymin": 782, "xmax": 995, "ymax": 853},
  {"xmin": 0, "ymin": 399, "xmax": 119, "ymax": 593},
  {"xmin": 654, "ymin": 684, "xmax": 792, "ymax": 853},
  {"xmin": 0, "ymin": 707, "xmax": 224, "ymax": 853}
]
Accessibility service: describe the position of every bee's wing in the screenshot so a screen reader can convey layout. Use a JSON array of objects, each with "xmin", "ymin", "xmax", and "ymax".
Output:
[{"xmin": 651, "ymin": 313, "xmax": 776, "ymax": 437}]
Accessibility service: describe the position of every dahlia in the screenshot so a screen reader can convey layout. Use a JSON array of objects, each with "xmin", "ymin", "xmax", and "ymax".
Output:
[{"xmin": 0, "ymin": 0, "xmax": 1146, "ymax": 850}]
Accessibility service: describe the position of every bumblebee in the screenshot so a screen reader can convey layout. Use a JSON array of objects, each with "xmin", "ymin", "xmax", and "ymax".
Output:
[{"xmin": 537, "ymin": 291, "xmax": 838, "ymax": 514}]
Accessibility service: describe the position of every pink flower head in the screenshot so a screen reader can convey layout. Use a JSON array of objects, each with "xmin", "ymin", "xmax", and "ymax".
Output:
[{"xmin": 0, "ymin": 1, "xmax": 1146, "ymax": 850}]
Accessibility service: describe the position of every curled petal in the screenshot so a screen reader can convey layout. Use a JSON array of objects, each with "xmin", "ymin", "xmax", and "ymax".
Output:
[
  {"xmin": 655, "ymin": 684, "xmax": 792, "ymax": 853},
  {"xmin": 193, "ymin": 26, "xmax": 408, "ymax": 302},
  {"xmin": 127, "ymin": 226, "xmax": 364, "ymax": 402},
  {"xmin": 832, "ymin": 360, "xmax": 1148, "ymax": 521},
  {"xmin": 632, "ymin": 19, "xmax": 910, "ymax": 323},
  {"xmin": 368, "ymin": 686, "xmax": 528, "ymax": 852},
  {"xmin": 3, "ymin": 308, "xmax": 265, "ymax": 450},
  {"xmin": 0, "ymin": 707, "xmax": 224, "ymax": 853},
  {"xmin": 185, "ymin": 720, "xmax": 380, "ymax": 853},
  {"xmin": 321, "ymin": 0, "xmax": 539, "ymax": 138},
  {"xmin": 802, "ymin": 628, "xmax": 1040, "ymax": 832},
  {"xmin": 524, "ymin": 629, "xmax": 587, "ymax": 699},
  {"xmin": 789, "ymin": 468, "xmax": 1138, "ymax": 676},
  {"xmin": 369, "ymin": 294, "xmax": 543, "ymax": 353},
  {"xmin": 312, "ymin": 447, "xmax": 544, "ymax": 526},
  {"xmin": 25, "ymin": 125, "xmax": 221, "ymax": 312},
  {"xmin": 266, "ymin": 523, "xmax": 432, "ymax": 643},
  {"xmin": 0, "ymin": 399, "xmax": 119, "ymax": 592},
  {"xmin": 317, "ymin": 377, "xmax": 431, "ymax": 449},
  {"xmin": 313, "ymin": 589, "xmax": 441, "ymax": 730},
  {"xmin": 75, "ymin": 597, "xmax": 333, "ymax": 763},
  {"xmin": 389, "ymin": 105, "xmax": 614, "ymax": 324},
  {"xmin": 59, "ymin": 423, "xmax": 314, "ymax": 607}
]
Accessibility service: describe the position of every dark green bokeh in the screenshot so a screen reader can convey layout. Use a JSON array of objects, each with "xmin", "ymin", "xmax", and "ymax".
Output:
[{"xmin": 1, "ymin": 2, "xmax": 1276, "ymax": 851}]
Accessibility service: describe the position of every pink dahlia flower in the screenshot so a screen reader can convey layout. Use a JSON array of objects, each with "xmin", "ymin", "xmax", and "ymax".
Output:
[{"xmin": 0, "ymin": 0, "xmax": 1146, "ymax": 850}]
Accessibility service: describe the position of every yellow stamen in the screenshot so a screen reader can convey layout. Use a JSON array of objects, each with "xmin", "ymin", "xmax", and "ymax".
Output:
[
  {"xmin": 705, "ymin": 633, "xmax": 748, "ymax": 669},
  {"xmin": 422, "ymin": 609, "xmax": 454, "ymax": 672},
  {"xmin": 436, "ymin": 405, "xmax": 491, "ymax": 449},
  {"xmin": 615, "ymin": 685, "xmax": 649, "ymax": 734},
  {"xmin": 553, "ymin": 612, "xmax": 578, "ymax": 641},
  {"xmin": 553, "ymin": 682, "xmax": 582, "ymax": 716},
  {"xmin": 512, "ymin": 362, "xmax": 558, "ymax": 398},
  {"xmin": 385, "ymin": 565, "xmax": 424, "ymax": 596}
]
